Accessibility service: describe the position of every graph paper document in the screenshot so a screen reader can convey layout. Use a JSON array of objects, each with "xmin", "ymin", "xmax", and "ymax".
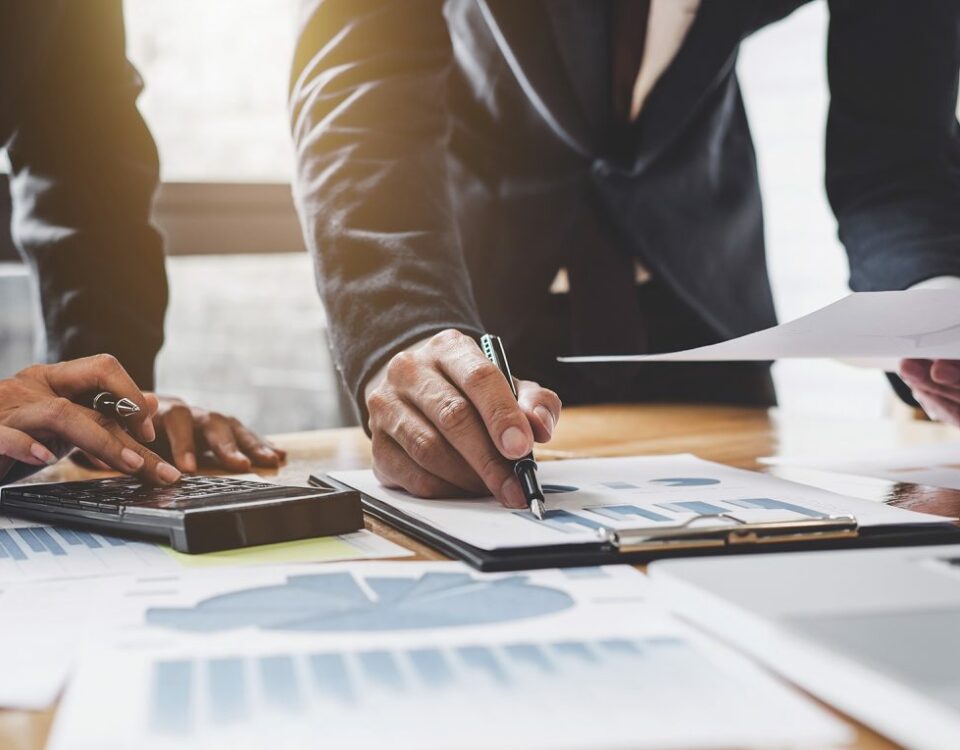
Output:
[
  {"xmin": 47, "ymin": 562, "xmax": 849, "ymax": 750},
  {"xmin": 0, "ymin": 523, "xmax": 407, "ymax": 585},
  {"xmin": 559, "ymin": 289, "xmax": 960, "ymax": 366},
  {"xmin": 0, "ymin": 534, "xmax": 410, "ymax": 710},
  {"xmin": 331, "ymin": 455, "xmax": 953, "ymax": 553}
]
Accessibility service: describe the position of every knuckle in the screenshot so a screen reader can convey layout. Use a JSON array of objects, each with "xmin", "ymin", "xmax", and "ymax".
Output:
[
  {"xmin": 435, "ymin": 396, "xmax": 472, "ymax": 433},
  {"xmin": 408, "ymin": 430, "xmax": 439, "ymax": 464},
  {"xmin": 168, "ymin": 403, "xmax": 191, "ymax": 419},
  {"xmin": 462, "ymin": 361, "xmax": 500, "ymax": 392},
  {"xmin": 45, "ymin": 397, "xmax": 73, "ymax": 423},
  {"xmin": 542, "ymin": 387, "xmax": 561, "ymax": 405},
  {"xmin": 432, "ymin": 329, "xmax": 464, "ymax": 350},
  {"xmin": 385, "ymin": 351, "xmax": 417, "ymax": 381},
  {"xmin": 365, "ymin": 389, "xmax": 392, "ymax": 417},
  {"xmin": 15, "ymin": 364, "xmax": 43, "ymax": 381},
  {"xmin": 94, "ymin": 353, "xmax": 121, "ymax": 371}
]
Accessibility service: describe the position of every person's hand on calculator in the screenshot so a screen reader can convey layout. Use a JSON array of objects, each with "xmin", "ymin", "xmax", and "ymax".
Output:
[
  {"xmin": 148, "ymin": 395, "xmax": 286, "ymax": 473},
  {"xmin": 0, "ymin": 355, "xmax": 179, "ymax": 484}
]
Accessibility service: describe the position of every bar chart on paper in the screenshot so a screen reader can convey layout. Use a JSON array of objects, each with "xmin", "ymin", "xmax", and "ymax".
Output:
[
  {"xmin": 0, "ymin": 526, "xmax": 173, "ymax": 582},
  {"xmin": 52, "ymin": 635, "xmax": 851, "ymax": 750},
  {"xmin": 143, "ymin": 639, "xmax": 706, "ymax": 737},
  {"xmin": 514, "ymin": 497, "xmax": 830, "ymax": 535},
  {"xmin": 332, "ymin": 454, "xmax": 951, "ymax": 552}
]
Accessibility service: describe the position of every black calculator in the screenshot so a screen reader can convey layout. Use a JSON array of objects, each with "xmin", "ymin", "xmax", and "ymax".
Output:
[{"xmin": 0, "ymin": 475, "xmax": 363, "ymax": 553}]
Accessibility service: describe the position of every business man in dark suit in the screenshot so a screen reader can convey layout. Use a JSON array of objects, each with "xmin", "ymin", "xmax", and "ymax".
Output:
[
  {"xmin": 0, "ymin": 1, "xmax": 284, "ymax": 483},
  {"xmin": 289, "ymin": 0, "xmax": 960, "ymax": 507}
]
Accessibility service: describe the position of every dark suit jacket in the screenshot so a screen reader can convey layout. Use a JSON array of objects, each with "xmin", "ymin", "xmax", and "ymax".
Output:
[
  {"xmin": 0, "ymin": 0, "xmax": 166, "ymax": 388},
  {"xmin": 289, "ymin": 0, "xmax": 960, "ymax": 418}
]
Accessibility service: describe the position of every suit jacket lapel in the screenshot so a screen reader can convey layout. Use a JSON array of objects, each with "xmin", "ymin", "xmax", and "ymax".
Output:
[
  {"xmin": 545, "ymin": 0, "xmax": 610, "ymax": 140},
  {"xmin": 478, "ymin": 0, "xmax": 748, "ymax": 169},
  {"xmin": 478, "ymin": 0, "xmax": 598, "ymax": 156},
  {"xmin": 629, "ymin": 0, "xmax": 748, "ymax": 171}
]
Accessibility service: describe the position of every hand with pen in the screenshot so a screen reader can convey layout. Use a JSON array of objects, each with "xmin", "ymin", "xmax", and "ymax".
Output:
[
  {"xmin": 364, "ymin": 329, "xmax": 562, "ymax": 508},
  {"xmin": 0, "ymin": 354, "xmax": 283, "ymax": 484},
  {"xmin": 0, "ymin": 355, "xmax": 174, "ymax": 484}
]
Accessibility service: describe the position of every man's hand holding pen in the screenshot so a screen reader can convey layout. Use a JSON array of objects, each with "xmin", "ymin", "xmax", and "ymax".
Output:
[{"xmin": 364, "ymin": 329, "xmax": 561, "ymax": 508}]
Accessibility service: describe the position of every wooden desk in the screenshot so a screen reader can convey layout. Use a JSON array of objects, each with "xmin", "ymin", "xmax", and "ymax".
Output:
[{"xmin": 3, "ymin": 404, "xmax": 959, "ymax": 750}]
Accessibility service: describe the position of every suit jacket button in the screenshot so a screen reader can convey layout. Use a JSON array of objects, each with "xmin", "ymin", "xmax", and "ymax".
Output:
[{"xmin": 592, "ymin": 160, "xmax": 613, "ymax": 177}]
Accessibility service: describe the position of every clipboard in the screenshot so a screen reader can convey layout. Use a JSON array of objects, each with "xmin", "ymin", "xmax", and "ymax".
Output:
[{"xmin": 314, "ymin": 474, "xmax": 960, "ymax": 571}]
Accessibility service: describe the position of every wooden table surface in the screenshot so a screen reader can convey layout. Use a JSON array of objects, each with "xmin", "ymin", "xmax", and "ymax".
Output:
[{"xmin": 3, "ymin": 403, "xmax": 959, "ymax": 750}]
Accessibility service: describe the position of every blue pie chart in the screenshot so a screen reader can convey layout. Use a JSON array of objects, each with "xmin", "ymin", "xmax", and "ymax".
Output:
[
  {"xmin": 145, "ymin": 572, "xmax": 574, "ymax": 633},
  {"xmin": 649, "ymin": 477, "xmax": 720, "ymax": 487}
]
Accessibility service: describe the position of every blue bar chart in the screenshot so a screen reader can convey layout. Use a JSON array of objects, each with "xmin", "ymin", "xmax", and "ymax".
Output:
[
  {"xmin": 587, "ymin": 505, "xmax": 672, "ymax": 523},
  {"xmin": 526, "ymin": 495, "xmax": 830, "ymax": 535},
  {"xmin": 512, "ymin": 510, "xmax": 607, "ymax": 535},
  {"xmin": 0, "ymin": 525, "xmax": 172, "ymax": 582},
  {"xmin": 657, "ymin": 501, "xmax": 730, "ymax": 515},
  {"xmin": 147, "ymin": 637, "xmax": 701, "ymax": 738},
  {"xmin": 724, "ymin": 497, "xmax": 826, "ymax": 518}
]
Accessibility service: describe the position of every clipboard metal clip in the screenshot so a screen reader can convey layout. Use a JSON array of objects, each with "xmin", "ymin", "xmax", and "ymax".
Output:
[{"xmin": 599, "ymin": 512, "xmax": 859, "ymax": 553}]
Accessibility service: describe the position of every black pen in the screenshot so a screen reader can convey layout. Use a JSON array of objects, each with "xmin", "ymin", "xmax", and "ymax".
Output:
[
  {"xmin": 480, "ymin": 334, "xmax": 547, "ymax": 520},
  {"xmin": 91, "ymin": 391, "xmax": 141, "ymax": 420}
]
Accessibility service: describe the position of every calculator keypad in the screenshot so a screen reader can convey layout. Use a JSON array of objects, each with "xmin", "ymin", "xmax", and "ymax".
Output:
[{"xmin": 7, "ymin": 476, "xmax": 279, "ymax": 513}]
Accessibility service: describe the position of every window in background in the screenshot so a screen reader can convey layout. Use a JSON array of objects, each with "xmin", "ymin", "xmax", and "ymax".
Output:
[
  {"xmin": 122, "ymin": 0, "xmax": 350, "ymax": 432},
  {"xmin": 123, "ymin": 0, "xmax": 298, "ymax": 183}
]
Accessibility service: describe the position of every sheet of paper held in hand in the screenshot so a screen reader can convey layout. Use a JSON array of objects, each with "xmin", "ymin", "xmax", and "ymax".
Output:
[
  {"xmin": 45, "ymin": 562, "xmax": 850, "ymax": 750},
  {"xmin": 558, "ymin": 290, "xmax": 960, "ymax": 365},
  {"xmin": 331, "ymin": 455, "xmax": 954, "ymax": 552}
]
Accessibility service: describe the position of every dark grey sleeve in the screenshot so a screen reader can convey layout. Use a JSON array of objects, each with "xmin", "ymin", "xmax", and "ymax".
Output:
[
  {"xmin": 5, "ymin": 0, "xmax": 167, "ymax": 389},
  {"xmin": 289, "ymin": 0, "xmax": 484, "ymax": 418},
  {"xmin": 826, "ymin": 0, "xmax": 960, "ymax": 293}
]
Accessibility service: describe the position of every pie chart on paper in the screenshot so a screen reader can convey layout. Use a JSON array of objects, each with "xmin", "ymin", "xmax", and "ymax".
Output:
[{"xmin": 145, "ymin": 571, "xmax": 574, "ymax": 633}]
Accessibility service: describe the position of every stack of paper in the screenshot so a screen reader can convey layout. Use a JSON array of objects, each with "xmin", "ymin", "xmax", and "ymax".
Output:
[{"xmin": 44, "ymin": 563, "xmax": 850, "ymax": 750}]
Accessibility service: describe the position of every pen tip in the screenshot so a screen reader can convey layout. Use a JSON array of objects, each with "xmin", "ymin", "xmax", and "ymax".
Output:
[
  {"xmin": 531, "ymin": 498, "xmax": 546, "ymax": 521},
  {"xmin": 115, "ymin": 398, "xmax": 141, "ymax": 416}
]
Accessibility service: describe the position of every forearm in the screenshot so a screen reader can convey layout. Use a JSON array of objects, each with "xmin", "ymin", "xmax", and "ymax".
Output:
[
  {"xmin": 827, "ymin": 0, "xmax": 960, "ymax": 292},
  {"xmin": 6, "ymin": 0, "xmax": 167, "ymax": 388},
  {"xmin": 290, "ymin": 0, "xmax": 484, "ymax": 415}
]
